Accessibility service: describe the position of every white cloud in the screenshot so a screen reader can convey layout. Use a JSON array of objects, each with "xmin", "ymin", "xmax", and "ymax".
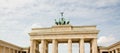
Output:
[
  {"xmin": 31, "ymin": 23, "xmax": 43, "ymax": 28},
  {"xmin": 95, "ymin": 0, "xmax": 120, "ymax": 7},
  {"xmin": 0, "ymin": 0, "xmax": 120, "ymax": 49},
  {"xmin": 98, "ymin": 35, "xmax": 118, "ymax": 46},
  {"xmin": 24, "ymin": 23, "xmax": 48, "ymax": 33},
  {"xmin": 0, "ymin": 0, "xmax": 34, "ymax": 9}
]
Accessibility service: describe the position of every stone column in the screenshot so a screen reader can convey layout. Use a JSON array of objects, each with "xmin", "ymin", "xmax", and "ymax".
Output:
[
  {"xmin": 99, "ymin": 50, "xmax": 102, "ymax": 53},
  {"xmin": 30, "ymin": 40, "xmax": 37, "ymax": 53},
  {"xmin": 52, "ymin": 39, "xmax": 58, "ymax": 53},
  {"xmin": 30, "ymin": 40, "xmax": 34, "ymax": 53},
  {"xmin": 68, "ymin": 39, "xmax": 72, "ymax": 53},
  {"xmin": 20, "ymin": 51, "xmax": 23, "ymax": 53},
  {"xmin": 41, "ymin": 39, "xmax": 48, "ymax": 53},
  {"xmin": 36, "ymin": 42, "xmax": 40, "ymax": 53},
  {"xmin": 90, "ymin": 42, "xmax": 92, "ymax": 53},
  {"xmin": 13, "ymin": 49, "xmax": 15, "ymax": 53},
  {"xmin": 17, "ymin": 50, "xmax": 19, "ymax": 53},
  {"xmin": 3, "ymin": 47, "xmax": 5, "ymax": 53},
  {"xmin": 79, "ymin": 38, "xmax": 84, "ymax": 53},
  {"xmin": 91, "ymin": 38, "xmax": 98, "ymax": 53},
  {"xmin": 8, "ymin": 48, "xmax": 11, "ymax": 53},
  {"xmin": 41, "ymin": 39, "xmax": 44, "ymax": 53},
  {"xmin": 115, "ymin": 49, "xmax": 118, "ymax": 53},
  {"xmin": 45, "ymin": 41, "xmax": 48, "ymax": 53},
  {"xmin": 108, "ymin": 51, "xmax": 110, "ymax": 53},
  {"xmin": 112, "ymin": 50, "xmax": 114, "ymax": 53}
]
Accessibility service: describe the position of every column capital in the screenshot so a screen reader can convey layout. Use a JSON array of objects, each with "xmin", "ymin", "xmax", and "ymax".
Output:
[
  {"xmin": 30, "ymin": 39, "xmax": 36, "ymax": 41},
  {"xmin": 68, "ymin": 39, "xmax": 72, "ymax": 41},
  {"xmin": 41, "ymin": 39, "xmax": 45, "ymax": 42},
  {"xmin": 93, "ymin": 38, "xmax": 97, "ymax": 39},
  {"xmin": 41, "ymin": 39, "xmax": 45, "ymax": 40},
  {"xmin": 17, "ymin": 50, "xmax": 19, "ymax": 53},
  {"xmin": 115, "ymin": 48, "xmax": 119, "ymax": 50},
  {"xmin": 52, "ymin": 39, "xmax": 58, "ymax": 41},
  {"xmin": 80, "ymin": 38, "xmax": 84, "ymax": 40},
  {"xmin": 112, "ymin": 50, "xmax": 114, "ymax": 53}
]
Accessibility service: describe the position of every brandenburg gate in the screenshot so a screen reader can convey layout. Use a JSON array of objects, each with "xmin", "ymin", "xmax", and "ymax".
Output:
[{"xmin": 29, "ymin": 18, "xmax": 99, "ymax": 53}]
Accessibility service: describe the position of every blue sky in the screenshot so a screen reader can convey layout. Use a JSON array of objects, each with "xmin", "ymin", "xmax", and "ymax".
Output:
[{"xmin": 0, "ymin": 0, "xmax": 120, "ymax": 53}]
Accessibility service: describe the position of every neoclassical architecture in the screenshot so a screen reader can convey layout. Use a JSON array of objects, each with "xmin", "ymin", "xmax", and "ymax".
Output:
[
  {"xmin": 0, "ymin": 40, "xmax": 29, "ymax": 53},
  {"xmin": 0, "ymin": 24, "xmax": 120, "ymax": 53},
  {"xmin": 29, "ymin": 25, "xmax": 99, "ymax": 53},
  {"xmin": 98, "ymin": 41, "xmax": 120, "ymax": 53},
  {"xmin": 0, "ymin": 18, "xmax": 120, "ymax": 53}
]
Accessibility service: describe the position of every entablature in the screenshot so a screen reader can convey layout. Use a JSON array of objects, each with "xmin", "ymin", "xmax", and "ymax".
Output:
[{"xmin": 30, "ymin": 25, "xmax": 99, "ymax": 36}]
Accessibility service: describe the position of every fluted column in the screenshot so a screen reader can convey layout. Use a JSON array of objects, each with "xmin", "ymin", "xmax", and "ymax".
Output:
[
  {"xmin": 52, "ymin": 39, "xmax": 58, "ymax": 53},
  {"xmin": 20, "ymin": 51, "xmax": 22, "ymax": 53},
  {"xmin": 13, "ymin": 49, "xmax": 15, "ymax": 53},
  {"xmin": 30, "ymin": 40, "xmax": 34, "ymax": 53},
  {"xmin": 30, "ymin": 40, "xmax": 37, "ymax": 53},
  {"xmin": 41, "ymin": 39, "xmax": 48, "ymax": 53},
  {"xmin": 8, "ymin": 48, "xmax": 11, "ymax": 53},
  {"xmin": 112, "ymin": 50, "xmax": 114, "ymax": 53},
  {"xmin": 99, "ymin": 50, "xmax": 102, "ymax": 53},
  {"xmin": 3, "ymin": 47, "xmax": 5, "ymax": 53},
  {"xmin": 36, "ymin": 42, "xmax": 40, "ymax": 53},
  {"xmin": 45, "ymin": 41, "xmax": 48, "ymax": 53},
  {"xmin": 17, "ymin": 50, "xmax": 19, "ymax": 53},
  {"xmin": 68, "ymin": 39, "xmax": 72, "ymax": 53},
  {"xmin": 91, "ymin": 38, "xmax": 98, "ymax": 53},
  {"xmin": 79, "ymin": 38, "xmax": 84, "ymax": 53},
  {"xmin": 115, "ymin": 49, "xmax": 118, "ymax": 53},
  {"xmin": 41, "ymin": 39, "xmax": 45, "ymax": 53}
]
